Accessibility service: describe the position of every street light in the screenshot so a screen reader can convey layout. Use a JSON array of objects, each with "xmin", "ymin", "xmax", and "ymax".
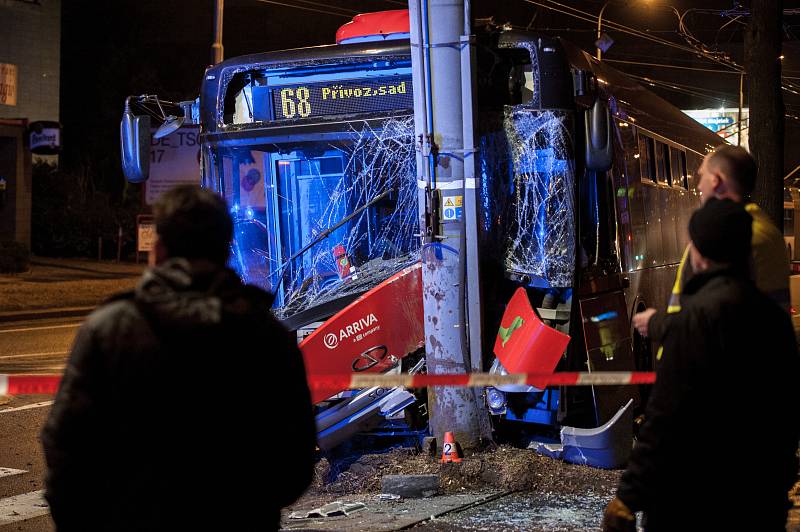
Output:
[
  {"xmin": 596, "ymin": 1, "xmax": 612, "ymax": 60},
  {"xmin": 212, "ymin": 0, "xmax": 224, "ymax": 64},
  {"xmin": 596, "ymin": 0, "xmax": 657, "ymax": 61}
]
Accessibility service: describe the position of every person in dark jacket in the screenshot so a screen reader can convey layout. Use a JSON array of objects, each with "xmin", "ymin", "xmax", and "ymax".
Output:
[
  {"xmin": 603, "ymin": 198, "xmax": 800, "ymax": 532},
  {"xmin": 42, "ymin": 185, "xmax": 316, "ymax": 531}
]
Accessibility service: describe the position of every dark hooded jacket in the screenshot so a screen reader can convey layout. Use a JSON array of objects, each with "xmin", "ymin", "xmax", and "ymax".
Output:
[
  {"xmin": 42, "ymin": 259, "xmax": 316, "ymax": 531},
  {"xmin": 617, "ymin": 266, "xmax": 800, "ymax": 531}
]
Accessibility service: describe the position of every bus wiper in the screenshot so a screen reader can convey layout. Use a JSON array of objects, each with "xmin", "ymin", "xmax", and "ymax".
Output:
[{"xmin": 273, "ymin": 187, "xmax": 394, "ymax": 285}]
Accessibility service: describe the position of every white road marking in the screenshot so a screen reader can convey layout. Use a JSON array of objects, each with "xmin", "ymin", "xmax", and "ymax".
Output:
[
  {"xmin": 0, "ymin": 468, "xmax": 26, "ymax": 479},
  {"xmin": 0, "ymin": 351, "xmax": 69, "ymax": 360},
  {"xmin": 0, "ymin": 401, "xmax": 54, "ymax": 414},
  {"xmin": 0, "ymin": 490, "xmax": 48, "ymax": 525},
  {"xmin": 0, "ymin": 323, "xmax": 80, "ymax": 334}
]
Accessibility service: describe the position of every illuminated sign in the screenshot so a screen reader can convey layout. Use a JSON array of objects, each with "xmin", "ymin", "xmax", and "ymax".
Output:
[
  {"xmin": 694, "ymin": 116, "xmax": 734, "ymax": 132},
  {"xmin": 271, "ymin": 76, "xmax": 412, "ymax": 120},
  {"xmin": 683, "ymin": 108, "xmax": 750, "ymax": 149},
  {"xmin": 29, "ymin": 121, "xmax": 61, "ymax": 155},
  {"xmin": 0, "ymin": 63, "xmax": 17, "ymax": 106}
]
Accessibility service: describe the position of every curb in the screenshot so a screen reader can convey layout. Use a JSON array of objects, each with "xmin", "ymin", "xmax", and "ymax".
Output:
[{"xmin": 0, "ymin": 306, "xmax": 95, "ymax": 323}]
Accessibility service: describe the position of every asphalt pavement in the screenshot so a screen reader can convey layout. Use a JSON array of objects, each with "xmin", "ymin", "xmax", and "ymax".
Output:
[
  {"xmin": 0, "ymin": 317, "xmax": 80, "ymax": 375},
  {"xmin": 0, "ymin": 257, "xmax": 144, "ymax": 322},
  {"xmin": 0, "ymin": 258, "xmax": 132, "ymax": 530}
]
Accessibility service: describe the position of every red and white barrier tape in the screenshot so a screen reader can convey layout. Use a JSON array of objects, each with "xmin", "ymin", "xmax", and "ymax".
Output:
[
  {"xmin": 0, "ymin": 375, "xmax": 62, "ymax": 396},
  {"xmin": 307, "ymin": 371, "xmax": 656, "ymax": 391},
  {"xmin": 0, "ymin": 371, "xmax": 656, "ymax": 397}
]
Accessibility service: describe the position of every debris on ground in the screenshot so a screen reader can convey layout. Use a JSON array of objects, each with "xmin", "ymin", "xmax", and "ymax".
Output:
[
  {"xmin": 311, "ymin": 445, "xmax": 620, "ymax": 498},
  {"xmin": 289, "ymin": 501, "xmax": 367, "ymax": 519},
  {"xmin": 294, "ymin": 445, "xmax": 800, "ymax": 531},
  {"xmin": 381, "ymin": 474, "xmax": 439, "ymax": 498}
]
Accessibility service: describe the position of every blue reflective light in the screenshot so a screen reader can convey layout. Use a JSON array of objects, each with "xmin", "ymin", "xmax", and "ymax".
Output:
[
  {"xmin": 245, "ymin": 207, "xmax": 255, "ymax": 220},
  {"xmin": 590, "ymin": 311, "xmax": 619, "ymax": 323}
]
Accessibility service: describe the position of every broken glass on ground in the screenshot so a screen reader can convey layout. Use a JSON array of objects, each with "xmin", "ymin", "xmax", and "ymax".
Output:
[{"xmin": 288, "ymin": 501, "xmax": 367, "ymax": 519}]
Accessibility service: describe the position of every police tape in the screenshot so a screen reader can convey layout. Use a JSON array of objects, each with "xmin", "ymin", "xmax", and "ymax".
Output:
[
  {"xmin": 0, "ymin": 371, "xmax": 657, "ymax": 397},
  {"xmin": 307, "ymin": 371, "xmax": 656, "ymax": 391},
  {"xmin": 0, "ymin": 375, "xmax": 62, "ymax": 396}
]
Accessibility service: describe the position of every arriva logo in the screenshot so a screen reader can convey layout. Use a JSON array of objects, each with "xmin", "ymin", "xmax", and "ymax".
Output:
[
  {"xmin": 324, "ymin": 333, "xmax": 339, "ymax": 349},
  {"xmin": 323, "ymin": 313, "xmax": 379, "ymax": 350}
]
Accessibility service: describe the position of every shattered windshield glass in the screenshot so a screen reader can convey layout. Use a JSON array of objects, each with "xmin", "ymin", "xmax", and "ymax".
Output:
[
  {"xmin": 206, "ymin": 117, "xmax": 419, "ymax": 322},
  {"xmin": 503, "ymin": 108, "xmax": 576, "ymax": 288}
]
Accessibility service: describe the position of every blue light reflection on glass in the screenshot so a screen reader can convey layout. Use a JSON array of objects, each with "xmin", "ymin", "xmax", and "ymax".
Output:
[{"xmin": 589, "ymin": 311, "xmax": 619, "ymax": 323}]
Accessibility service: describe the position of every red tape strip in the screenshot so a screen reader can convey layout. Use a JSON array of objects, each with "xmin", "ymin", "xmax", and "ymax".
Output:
[
  {"xmin": 0, "ymin": 371, "xmax": 656, "ymax": 397},
  {"xmin": 7, "ymin": 375, "xmax": 62, "ymax": 396},
  {"xmin": 307, "ymin": 371, "xmax": 655, "ymax": 391}
]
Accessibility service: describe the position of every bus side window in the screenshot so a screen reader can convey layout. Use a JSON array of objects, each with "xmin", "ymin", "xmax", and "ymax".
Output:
[
  {"xmin": 638, "ymin": 134, "xmax": 654, "ymax": 182},
  {"xmin": 680, "ymin": 151, "xmax": 689, "ymax": 189},
  {"xmin": 656, "ymin": 142, "xmax": 670, "ymax": 186},
  {"xmin": 669, "ymin": 146, "xmax": 683, "ymax": 189},
  {"xmin": 620, "ymin": 122, "xmax": 646, "ymax": 272}
]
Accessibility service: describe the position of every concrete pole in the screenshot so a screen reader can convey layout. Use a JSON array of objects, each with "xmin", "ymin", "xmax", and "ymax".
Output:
[{"xmin": 409, "ymin": 0, "xmax": 486, "ymax": 448}]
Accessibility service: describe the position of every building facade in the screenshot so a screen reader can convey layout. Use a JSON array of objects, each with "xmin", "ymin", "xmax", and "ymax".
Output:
[{"xmin": 0, "ymin": 0, "xmax": 61, "ymax": 248}]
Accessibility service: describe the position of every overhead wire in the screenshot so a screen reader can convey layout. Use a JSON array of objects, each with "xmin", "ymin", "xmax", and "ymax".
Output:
[
  {"xmin": 254, "ymin": 0, "xmax": 353, "ymax": 18},
  {"xmin": 603, "ymin": 58, "xmax": 742, "ymax": 74},
  {"xmin": 520, "ymin": 0, "xmax": 744, "ymax": 72},
  {"xmin": 521, "ymin": 0, "xmax": 800, "ymax": 101},
  {"xmin": 604, "ymin": 58, "xmax": 800, "ymax": 96},
  {"xmin": 291, "ymin": 0, "xmax": 359, "ymax": 15},
  {"xmin": 625, "ymin": 74, "xmax": 732, "ymax": 104}
]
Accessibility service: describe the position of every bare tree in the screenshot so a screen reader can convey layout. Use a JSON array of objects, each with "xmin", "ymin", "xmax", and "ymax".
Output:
[{"xmin": 746, "ymin": 0, "xmax": 784, "ymax": 227}]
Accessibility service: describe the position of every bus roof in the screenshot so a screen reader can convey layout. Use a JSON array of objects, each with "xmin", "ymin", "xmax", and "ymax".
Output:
[{"xmin": 201, "ymin": 21, "xmax": 726, "ymax": 155}]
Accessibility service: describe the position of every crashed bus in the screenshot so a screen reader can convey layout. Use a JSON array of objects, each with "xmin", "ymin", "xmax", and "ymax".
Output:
[{"xmin": 121, "ymin": 10, "xmax": 724, "ymax": 463}]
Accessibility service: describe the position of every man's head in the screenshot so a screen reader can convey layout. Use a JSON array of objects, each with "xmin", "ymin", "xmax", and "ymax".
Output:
[
  {"xmin": 688, "ymin": 197, "xmax": 752, "ymax": 273},
  {"xmin": 153, "ymin": 185, "xmax": 233, "ymax": 266},
  {"xmin": 696, "ymin": 145, "xmax": 757, "ymax": 204}
]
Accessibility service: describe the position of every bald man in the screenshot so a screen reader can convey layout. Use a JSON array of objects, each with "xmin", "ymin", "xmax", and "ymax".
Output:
[{"xmin": 633, "ymin": 145, "xmax": 790, "ymax": 345}]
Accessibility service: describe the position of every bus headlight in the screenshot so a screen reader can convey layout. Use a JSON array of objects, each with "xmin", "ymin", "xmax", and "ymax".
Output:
[{"xmin": 485, "ymin": 387, "xmax": 507, "ymax": 414}]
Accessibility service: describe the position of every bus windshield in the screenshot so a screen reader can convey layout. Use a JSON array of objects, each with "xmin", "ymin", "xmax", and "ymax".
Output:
[{"xmin": 204, "ymin": 118, "xmax": 419, "ymax": 320}]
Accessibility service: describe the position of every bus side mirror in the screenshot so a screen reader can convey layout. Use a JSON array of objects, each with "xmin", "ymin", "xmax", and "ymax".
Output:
[
  {"xmin": 584, "ymin": 98, "xmax": 612, "ymax": 172},
  {"xmin": 120, "ymin": 103, "xmax": 151, "ymax": 183}
]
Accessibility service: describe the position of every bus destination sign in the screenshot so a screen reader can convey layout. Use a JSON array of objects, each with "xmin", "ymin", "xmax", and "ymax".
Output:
[{"xmin": 271, "ymin": 76, "xmax": 413, "ymax": 121}]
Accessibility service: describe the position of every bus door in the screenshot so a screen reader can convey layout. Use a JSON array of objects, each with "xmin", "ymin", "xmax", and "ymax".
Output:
[
  {"xmin": 270, "ymin": 150, "xmax": 348, "ymax": 307},
  {"xmin": 222, "ymin": 148, "xmax": 277, "ymax": 294}
]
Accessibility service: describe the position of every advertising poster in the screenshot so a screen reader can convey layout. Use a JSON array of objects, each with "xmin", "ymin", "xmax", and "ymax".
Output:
[{"xmin": 144, "ymin": 126, "xmax": 201, "ymax": 205}]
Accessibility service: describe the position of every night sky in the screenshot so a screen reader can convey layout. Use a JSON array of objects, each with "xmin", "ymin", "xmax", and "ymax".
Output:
[{"xmin": 58, "ymin": 0, "xmax": 800, "ymax": 192}]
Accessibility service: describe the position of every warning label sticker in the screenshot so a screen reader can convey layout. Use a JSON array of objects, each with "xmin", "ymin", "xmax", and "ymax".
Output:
[{"xmin": 443, "ymin": 195, "xmax": 463, "ymax": 208}]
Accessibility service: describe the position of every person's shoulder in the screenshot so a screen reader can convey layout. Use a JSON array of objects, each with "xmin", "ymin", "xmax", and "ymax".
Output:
[
  {"xmin": 746, "ymin": 203, "xmax": 783, "ymax": 243},
  {"xmin": 698, "ymin": 275, "xmax": 786, "ymax": 326},
  {"xmin": 81, "ymin": 291, "xmax": 145, "ymax": 335},
  {"xmin": 682, "ymin": 275, "xmax": 747, "ymax": 318}
]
